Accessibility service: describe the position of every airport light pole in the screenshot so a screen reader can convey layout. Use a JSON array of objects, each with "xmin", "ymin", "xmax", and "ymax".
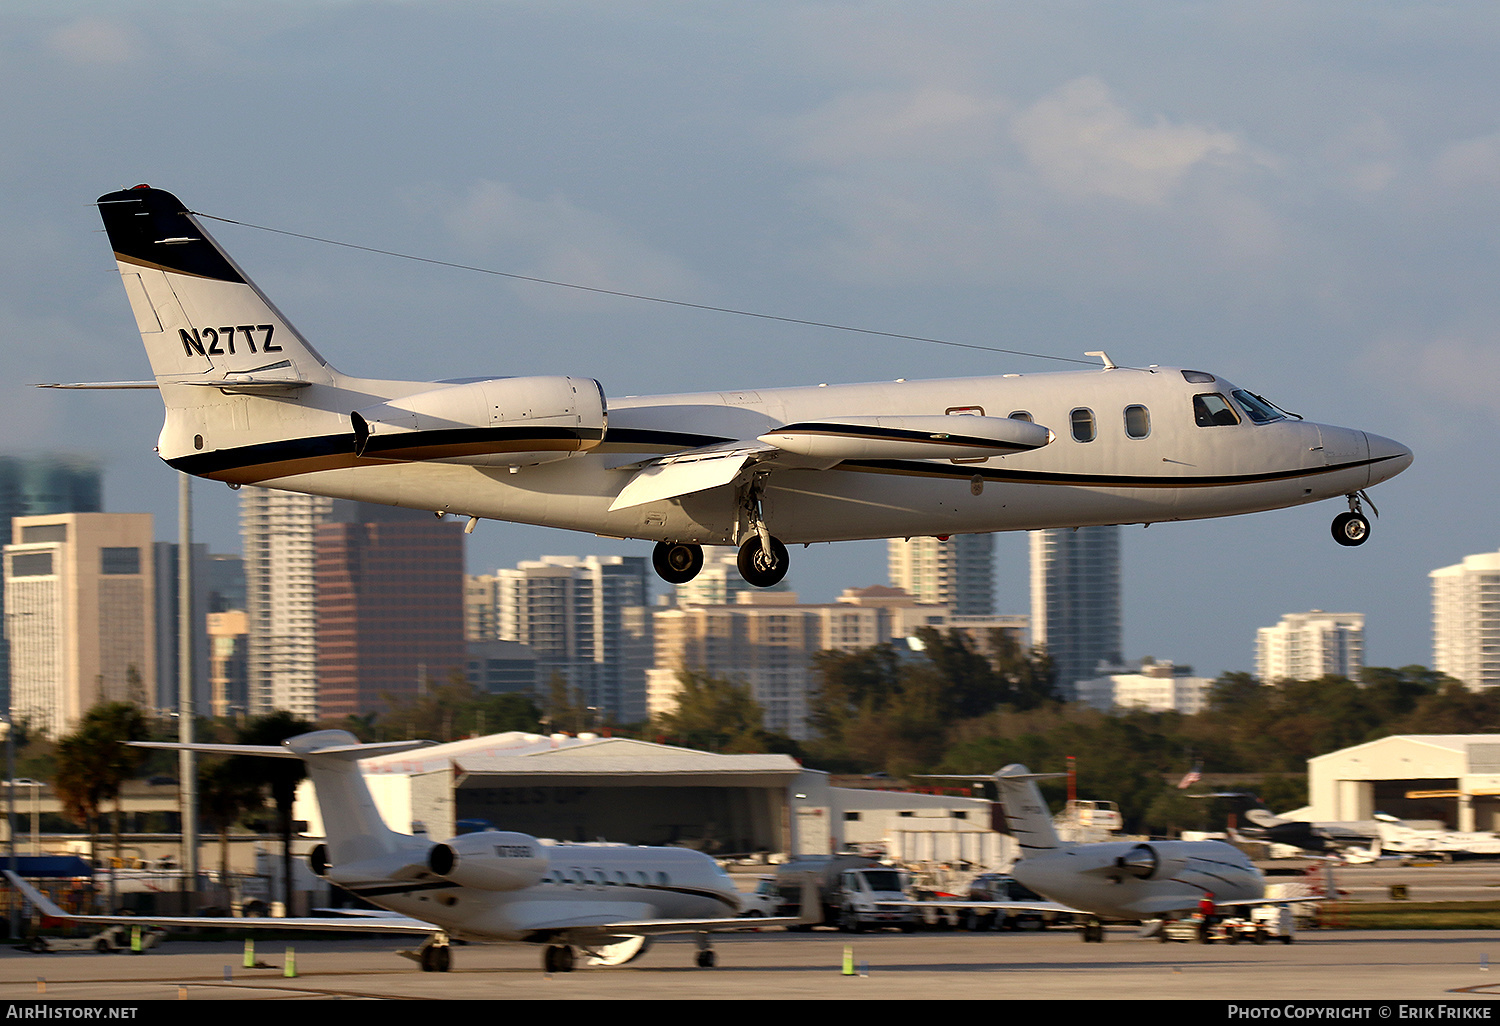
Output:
[{"xmin": 178, "ymin": 472, "xmax": 198, "ymax": 910}]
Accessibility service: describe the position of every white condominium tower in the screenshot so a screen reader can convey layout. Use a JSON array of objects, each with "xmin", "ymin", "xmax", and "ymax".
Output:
[
  {"xmin": 1432, "ymin": 550, "xmax": 1500, "ymax": 690},
  {"xmin": 240, "ymin": 487, "xmax": 333, "ymax": 719},
  {"xmin": 1255, "ymin": 610, "xmax": 1364, "ymax": 683},
  {"xmin": 496, "ymin": 555, "xmax": 652, "ymax": 724}
]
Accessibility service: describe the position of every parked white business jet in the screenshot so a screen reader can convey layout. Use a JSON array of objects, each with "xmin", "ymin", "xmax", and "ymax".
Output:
[
  {"xmin": 64, "ymin": 186, "xmax": 1410, "ymax": 587},
  {"xmin": 914, "ymin": 766, "xmax": 1302, "ymax": 941},
  {"xmin": 6, "ymin": 730, "xmax": 817, "ymax": 972}
]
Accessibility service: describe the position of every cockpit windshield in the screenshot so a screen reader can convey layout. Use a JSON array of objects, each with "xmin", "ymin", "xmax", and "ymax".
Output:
[{"xmin": 1230, "ymin": 389, "xmax": 1287, "ymax": 424}]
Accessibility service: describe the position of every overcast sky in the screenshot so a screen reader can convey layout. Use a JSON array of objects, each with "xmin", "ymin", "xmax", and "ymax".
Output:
[{"xmin": 3, "ymin": 1, "xmax": 1497, "ymax": 681}]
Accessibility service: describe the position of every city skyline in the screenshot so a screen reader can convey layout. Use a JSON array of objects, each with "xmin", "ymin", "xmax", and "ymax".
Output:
[{"xmin": 5, "ymin": 4, "xmax": 1495, "ymax": 681}]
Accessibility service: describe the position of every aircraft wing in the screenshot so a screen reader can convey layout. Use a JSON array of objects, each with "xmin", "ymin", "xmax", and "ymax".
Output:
[
  {"xmin": 5, "ymin": 871, "xmax": 438, "ymax": 936},
  {"xmin": 608, "ymin": 413, "xmax": 1051, "ymax": 510}
]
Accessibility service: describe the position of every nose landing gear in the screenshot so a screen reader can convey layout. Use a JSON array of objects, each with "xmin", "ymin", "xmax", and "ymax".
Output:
[{"xmin": 1332, "ymin": 492, "xmax": 1375, "ymax": 547}]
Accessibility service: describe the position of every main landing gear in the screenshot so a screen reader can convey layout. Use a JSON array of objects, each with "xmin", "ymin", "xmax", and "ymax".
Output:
[
  {"xmin": 543, "ymin": 943, "xmax": 575, "ymax": 973},
  {"xmin": 404, "ymin": 934, "xmax": 452, "ymax": 972},
  {"xmin": 652, "ymin": 541, "xmax": 704, "ymax": 584},
  {"xmin": 540, "ymin": 938, "xmax": 716, "ymax": 972},
  {"xmin": 649, "ymin": 473, "xmax": 791, "ymax": 589},
  {"xmin": 1332, "ymin": 492, "xmax": 1376, "ymax": 547}
]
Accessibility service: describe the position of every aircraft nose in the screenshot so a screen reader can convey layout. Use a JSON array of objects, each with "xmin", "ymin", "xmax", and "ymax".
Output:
[{"xmin": 1365, "ymin": 432, "xmax": 1413, "ymax": 485}]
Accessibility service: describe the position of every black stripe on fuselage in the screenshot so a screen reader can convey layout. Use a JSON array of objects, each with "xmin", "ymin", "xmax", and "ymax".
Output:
[
  {"xmin": 344, "ymin": 878, "xmax": 737, "ymax": 912},
  {"xmin": 164, "ymin": 425, "xmax": 1402, "ymax": 491}
]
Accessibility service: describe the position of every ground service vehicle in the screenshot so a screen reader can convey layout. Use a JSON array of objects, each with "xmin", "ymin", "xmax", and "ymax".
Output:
[{"xmin": 776, "ymin": 855, "xmax": 917, "ymax": 932}]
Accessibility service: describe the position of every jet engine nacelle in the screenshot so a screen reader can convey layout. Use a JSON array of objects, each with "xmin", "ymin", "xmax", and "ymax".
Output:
[
  {"xmin": 351, "ymin": 376, "xmax": 606, "ymax": 467},
  {"xmin": 427, "ymin": 831, "xmax": 548, "ymax": 891},
  {"xmin": 1114, "ymin": 843, "xmax": 1189, "ymax": 882}
]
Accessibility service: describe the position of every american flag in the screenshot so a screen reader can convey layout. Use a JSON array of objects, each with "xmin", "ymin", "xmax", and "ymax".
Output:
[{"xmin": 1176, "ymin": 764, "xmax": 1202, "ymax": 789}]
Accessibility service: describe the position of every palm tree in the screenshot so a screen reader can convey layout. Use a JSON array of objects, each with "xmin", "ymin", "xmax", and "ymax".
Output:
[
  {"xmin": 228, "ymin": 712, "xmax": 312, "ymax": 914},
  {"xmin": 198, "ymin": 759, "xmax": 263, "ymax": 908}
]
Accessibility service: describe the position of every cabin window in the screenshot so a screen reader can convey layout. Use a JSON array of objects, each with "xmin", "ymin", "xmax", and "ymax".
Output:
[
  {"xmin": 1182, "ymin": 370, "xmax": 1216, "ymax": 383},
  {"xmin": 1070, "ymin": 408, "xmax": 1096, "ymax": 442},
  {"xmin": 1008, "ymin": 411, "xmax": 1033, "ymax": 422},
  {"xmin": 1193, "ymin": 393, "xmax": 1241, "ymax": 427},
  {"xmin": 1124, "ymin": 405, "xmax": 1151, "ymax": 439},
  {"xmin": 1230, "ymin": 390, "xmax": 1286, "ymax": 424}
]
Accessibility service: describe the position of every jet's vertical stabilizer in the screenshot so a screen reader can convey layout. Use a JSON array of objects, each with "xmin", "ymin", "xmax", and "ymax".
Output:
[
  {"xmin": 96, "ymin": 185, "xmax": 334, "ymax": 385},
  {"xmin": 284, "ymin": 731, "xmax": 432, "ymax": 866},
  {"xmin": 136, "ymin": 730, "xmax": 432, "ymax": 868},
  {"xmin": 993, "ymin": 764, "xmax": 1068, "ymax": 857}
]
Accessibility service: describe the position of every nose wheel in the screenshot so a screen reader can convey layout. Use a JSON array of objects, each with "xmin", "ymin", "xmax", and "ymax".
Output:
[
  {"xmin": 652, "ymin": 541, "xmax": 704, "ymax": 583},
  {"xmin": 1332, "ymin": 493, "xmax": 1374, "ymax": 547}
]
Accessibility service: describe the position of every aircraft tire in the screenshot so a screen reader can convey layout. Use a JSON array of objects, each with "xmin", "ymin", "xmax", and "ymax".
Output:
[
  {"xmin": 653, "ymin": 542, "xmax": 704, "ymax": 584},
  {"xmin": 696, "ymin": 948, "xmax": 716, "ymax": 968},
  {"xmin": 1332, "ymin": 512, "xmax": 1370, "ymax": 547},
  {"xmin": 737, "ymin": 536, "xmax": 789, "ymax": 588}
]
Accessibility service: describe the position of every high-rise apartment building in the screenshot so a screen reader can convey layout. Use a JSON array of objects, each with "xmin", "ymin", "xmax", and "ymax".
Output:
[
  {"xmin": 648, "ymin": 586, "xmax": 1024, "ymax": 741},
  {"xmin": 0, "ymin": 456, "xmax": 102, "ymax": 706},
  {"xmin": 1255, "ymin": 610, "xmax": 1365, "ymax": 683},
  {"xmin": 240, "ymin": 488, "xmax": 334, "ymax": 719},
  {"xmin": 315, "ymin": 509, "xmax": 466, "ymax": 719},
  {"xmin": 4, "ymin": 513, "xmax": 154, "ymax": 736},
  {"xmin": 888, "ymin": 534, "xmax": 995, "ymax": 615},
  {"xmin": 1029, "ymin": 526, "xmax": 1123, "ymax": 699},
  {"xmin": 1432, "ymin": 551, "xmax": 1500, "ymax": 690},
  {"xmin": 495, "ymin": 556, "xmax": 652, "ymax": 724}
]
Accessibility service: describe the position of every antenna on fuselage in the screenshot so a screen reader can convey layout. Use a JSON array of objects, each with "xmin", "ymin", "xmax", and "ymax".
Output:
[{"xmin": 1084, "ymin": 351, "xmax": 1117, "ymax": 370}]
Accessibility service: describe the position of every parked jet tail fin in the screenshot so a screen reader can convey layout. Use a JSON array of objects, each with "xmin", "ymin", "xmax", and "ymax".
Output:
[
  {"xmin": 915, "ymin": 764, "xmax": 1068, "ymax": 857},
  {"xmin": 96, "ymin": 185, "xmax": 335, "ymax": 385},
  {"xmin": 135, "ymin": 731, "xmax": 434, "ymax": 866}
]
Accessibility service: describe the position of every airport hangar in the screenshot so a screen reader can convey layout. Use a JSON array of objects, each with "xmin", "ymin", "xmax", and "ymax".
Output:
[
  {"xmin": 291, "ymin": 732, "xmax": 1004, "ymax": 864},
  {"xmin": 1307, "ymin": 734, "xmax": 1500, "ymax": 832}
]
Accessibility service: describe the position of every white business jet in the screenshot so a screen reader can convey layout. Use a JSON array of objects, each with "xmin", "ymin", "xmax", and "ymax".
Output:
[
  {"xmin": 6, "ymin": 730, "xmax": 817, "ymax": 972},
  {"xmin": 58, "ymin": 186, "xmax": 1410, "ymax": 588},
  {"xmin": 915, "ymin": 766, "xmax": 1298, "ymax": 941}
]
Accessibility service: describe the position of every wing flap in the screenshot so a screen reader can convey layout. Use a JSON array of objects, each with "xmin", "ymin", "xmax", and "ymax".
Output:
[{"xmin": 608, "ymin": 443, "xmax": 767, "ymax": 510}]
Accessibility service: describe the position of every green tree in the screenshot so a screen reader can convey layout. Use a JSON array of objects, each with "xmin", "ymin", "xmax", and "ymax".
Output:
[
  {"xmin": 655, "ymin": 671, "xmax": 784, "ymax": 754},
  {"xmin": 198, "ymin": 757, "xmax": 263, "ymax": 907}
]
